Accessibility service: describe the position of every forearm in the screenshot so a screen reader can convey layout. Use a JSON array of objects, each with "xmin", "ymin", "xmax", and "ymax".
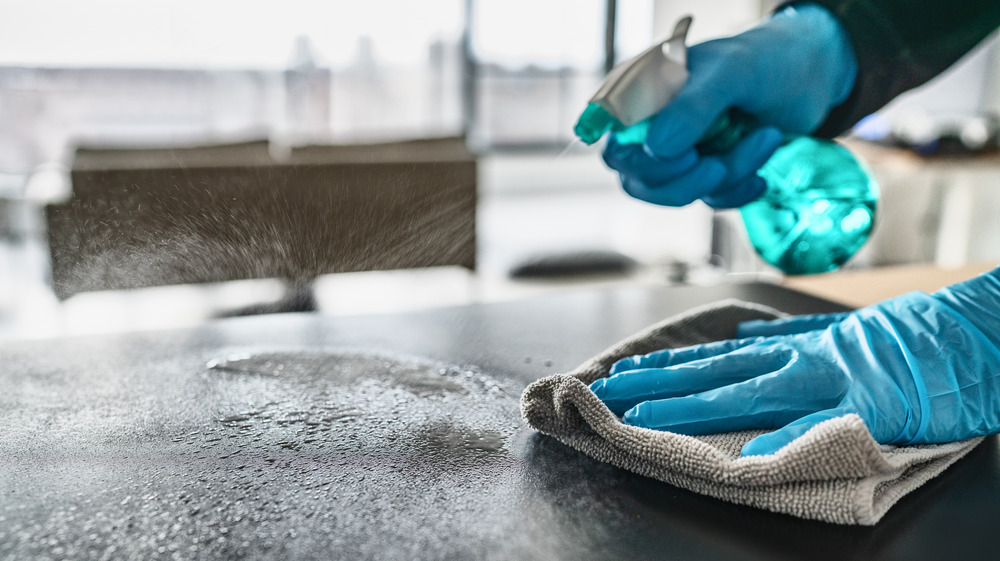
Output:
[{"xmin": 783, "ymin": 0, "xmax": 1000, "ymax": 136}]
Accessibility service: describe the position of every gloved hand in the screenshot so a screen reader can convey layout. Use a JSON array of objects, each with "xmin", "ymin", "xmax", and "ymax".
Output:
[
  {"xmin": 603, "ymin": 3, "xmax": 858, "ymax": 208},
  {"xmin": 590, "ymin": 268, "xmax": 1000, "ymax": 456}
]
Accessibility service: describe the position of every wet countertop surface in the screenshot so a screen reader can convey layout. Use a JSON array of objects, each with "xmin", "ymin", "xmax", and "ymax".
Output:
[{"xmin": 2, "ymin": 282, "xmax": 999, "ymax": 561}]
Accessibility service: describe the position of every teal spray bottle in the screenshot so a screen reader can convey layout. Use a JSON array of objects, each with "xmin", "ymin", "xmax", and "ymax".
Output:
[{"xmin": 574, "ymin": 16, "xmax": 878, "ymax": 275}]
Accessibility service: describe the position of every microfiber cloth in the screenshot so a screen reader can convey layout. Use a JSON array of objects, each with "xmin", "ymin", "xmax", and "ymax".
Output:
[{"xmin": 520, "ymin": 299, "xmax": 984, "ymax": 525}]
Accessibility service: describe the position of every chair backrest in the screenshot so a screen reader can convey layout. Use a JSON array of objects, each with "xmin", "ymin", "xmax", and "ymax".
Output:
[{"xmin": 46, "ymin": 137, "xmax": 476, "ymax": 300}]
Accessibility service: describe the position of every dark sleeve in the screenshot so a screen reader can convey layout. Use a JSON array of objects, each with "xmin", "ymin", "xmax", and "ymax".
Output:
[{"xmin": 784, "ymin": 0, "xmax": 1000, "ymax": 137}]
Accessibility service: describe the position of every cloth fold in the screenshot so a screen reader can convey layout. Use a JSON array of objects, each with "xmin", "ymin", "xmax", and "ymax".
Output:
[{"xmin": 520, "ymin": 299, "xmax": 983, "ymax": 525}]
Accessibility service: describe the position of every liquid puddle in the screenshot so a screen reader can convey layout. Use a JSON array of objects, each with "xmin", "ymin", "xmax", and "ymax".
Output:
[{"xmin": 202, "ymin": 350, "xmax": 521, "ymax": 465}]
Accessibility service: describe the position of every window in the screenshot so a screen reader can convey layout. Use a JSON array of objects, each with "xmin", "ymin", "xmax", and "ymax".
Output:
[
  {"xmin": 468, "ymin": 0, "xmax": 654, "ymax": 149},
  {"xmin": 0, "ymin": 0, "xmax": 660, "ymax": 173},
  {"xmin": 0, "ymin": 0, "xmax": 467, "ymax": 175}
]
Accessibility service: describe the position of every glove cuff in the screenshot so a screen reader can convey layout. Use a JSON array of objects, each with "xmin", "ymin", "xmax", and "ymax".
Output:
[
  {"xmin": 931, "ymin": 266, "xmax": 1000, "ymax": 350},
  {"xmin": 871, "ymin": 288, "xmax": 1000, "ymax": 444},
  {"xmin": 771, "ymin": 3, "xmax": 858, "ymax": 109}
]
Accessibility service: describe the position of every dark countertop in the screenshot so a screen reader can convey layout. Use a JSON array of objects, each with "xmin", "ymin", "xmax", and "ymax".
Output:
[{"xmin": 2, "ymin": 281, "xmax": 997, "ymax": 561}]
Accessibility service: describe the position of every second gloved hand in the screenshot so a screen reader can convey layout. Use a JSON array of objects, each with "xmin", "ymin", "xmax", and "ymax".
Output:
[
  {"xmin": 604, "ymin": 4, "xmax": 858, "ymax": 209},
  {"xmin": 590, "ymin": 269, "xmax": 1000, "ymax": 456}
]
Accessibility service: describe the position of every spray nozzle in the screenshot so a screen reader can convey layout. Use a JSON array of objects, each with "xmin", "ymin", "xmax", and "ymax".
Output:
[{"xmin": 574, "ymin": 16, "xmax": 693, "ymax": 145}]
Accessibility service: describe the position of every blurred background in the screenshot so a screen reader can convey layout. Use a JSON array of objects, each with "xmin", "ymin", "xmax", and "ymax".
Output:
[{"xmin": 1, "ymin": 0, "xmax": 999, "ymax": 339}]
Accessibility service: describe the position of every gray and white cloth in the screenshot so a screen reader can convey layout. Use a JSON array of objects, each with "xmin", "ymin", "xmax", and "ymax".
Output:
[{"xmin": 520, "ymin": 300, "xmax": 983, "ymax": 525}]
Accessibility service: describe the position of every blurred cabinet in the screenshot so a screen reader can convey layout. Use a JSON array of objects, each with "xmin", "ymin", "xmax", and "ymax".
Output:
[{"xmin": 847, "ymin": 140, "xmax": 1000, "ymax": 269}]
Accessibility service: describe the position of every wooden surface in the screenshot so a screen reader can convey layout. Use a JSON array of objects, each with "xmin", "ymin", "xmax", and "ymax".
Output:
[{"xmin": 783, "ymin": 262, "xmax": 998, "ymax": 307}]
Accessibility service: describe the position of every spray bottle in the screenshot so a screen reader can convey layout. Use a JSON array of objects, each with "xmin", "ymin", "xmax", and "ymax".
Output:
[{"xmin": 574, "ymin": 16, "xmax": 878, "ymax": 275}]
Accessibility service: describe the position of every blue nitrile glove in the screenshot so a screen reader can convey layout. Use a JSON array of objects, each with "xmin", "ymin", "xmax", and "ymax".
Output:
[
  {"xmin": 603, "ymin": 3, "xmax": 858, "ymax": 209},
  {"xmin": 590, "ymin": 268, "xmax": 1000, "ymax": 456}
]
